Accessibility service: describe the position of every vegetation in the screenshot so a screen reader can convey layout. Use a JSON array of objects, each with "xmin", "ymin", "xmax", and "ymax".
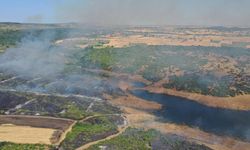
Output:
[
  {"xmin": 0, "ymin": 23, "xmax": 84, "ymax": 51},
  {"xmin": 87, "ymin": 128, "xmax": 212, "ymax": 150},
  {"xmin": 78, "ymin": 45, "xmax": 208, "ymax": 82},
  {"xmin": 164, "ymin": 73, "xmax": 234, "ymax": 97},
  {"xmin": 61, "ymin": 116, "xmax": 119, "ymax": 150},
  {"xmin": 77, "ymin": 45, "xmax": 250, "ymax": 96},
  {"xmin": 0, "ymin": 142, "xmax": 53, "ymax": 150},
  {"xmin": 0, "ymin": 30, "xmax": 22, "ymax": 50}
]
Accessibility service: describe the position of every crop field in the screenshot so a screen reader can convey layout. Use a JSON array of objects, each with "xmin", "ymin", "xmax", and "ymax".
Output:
[
  {"xmin": 0, "ymin": 115, "xmax": 74, "ymax": 144},
  {"xmin": 0, "ymin": 124, "xmax": 56, "ymax": 145}
]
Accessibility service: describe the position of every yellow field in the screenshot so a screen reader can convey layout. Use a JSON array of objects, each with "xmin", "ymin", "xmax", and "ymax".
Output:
[
  {"xmin": 104, "ymin": 34, "xmax": 250, "ymax": 48},
  {"xmin": 0, "ymin": 124, "xmax": 56, "ymax": 144}
]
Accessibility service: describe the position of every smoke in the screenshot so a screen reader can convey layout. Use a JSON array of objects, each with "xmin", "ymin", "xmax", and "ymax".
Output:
[
  {"xmin": 0, "ymin": 32, "xmax": 69, "ymax": 77},
  {"xmin": 0, "ymin": 29, "xmax": 124, "ymax": 97},
  {"xmin": 55, "ymin": 0, "xmax": 178, "ymax": 26},
  {"xmin": 54, "ymin": 0, "xmax": 250, "ymax": 26}
]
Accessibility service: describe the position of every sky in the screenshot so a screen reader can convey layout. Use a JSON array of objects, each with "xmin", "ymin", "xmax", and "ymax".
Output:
[{"xmin": 0, "ymin": 0, "xmax": 250, "ymax": 26}]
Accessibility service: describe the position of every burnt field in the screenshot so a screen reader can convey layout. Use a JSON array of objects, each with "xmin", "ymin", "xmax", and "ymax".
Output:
[
  {"xmin": 0, "ymin": 90, "xmax": 121, "ymax": 120},
  {"xmin": 0, "ymin": 115, "xmax": 74, "ymax": 131},
  {"xmin": 0, "ymin": 72, "xmax": 125, "ymax": 99}
]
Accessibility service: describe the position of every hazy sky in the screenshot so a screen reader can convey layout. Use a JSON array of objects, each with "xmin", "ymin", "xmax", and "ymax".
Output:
[{"xmin": 1, "ymin": 0, "xmax": 250, "ymax": 26}]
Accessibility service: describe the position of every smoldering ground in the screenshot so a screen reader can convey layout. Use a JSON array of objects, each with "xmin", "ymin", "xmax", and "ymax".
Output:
[
  {"xmin": 0, "ymin": 27, "xmax": 97, "ymax": 78},
  {"xmin": 0, "ymin": 29, "xmax": 123, "ymax": 97},
  {"xmin": 0, "ymin": 37, "xmax": 66, "ymax": 77}
]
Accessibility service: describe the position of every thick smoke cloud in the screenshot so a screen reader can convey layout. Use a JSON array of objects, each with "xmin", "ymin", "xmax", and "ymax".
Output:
[
  {"xmin": 0, "ymin": 33, "xmax": 69, "ymax": 77},
  {"xmin": 0, "ymin": 30, "xmax": 122, "ymax": 97},
  {"xmin": 55, "ymin": 0, "xmax": 250, "ymax": 26}
]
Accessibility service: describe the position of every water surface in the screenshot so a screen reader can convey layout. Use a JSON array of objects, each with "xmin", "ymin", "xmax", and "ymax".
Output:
[{"xmin": 131, "ymin": 90, "xmax": 250, "ymax": 141}]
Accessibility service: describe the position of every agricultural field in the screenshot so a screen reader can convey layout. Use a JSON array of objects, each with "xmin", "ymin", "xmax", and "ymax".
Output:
[
  {"xmin": 0, "ymin": 124, "xmax": 57, "ymax": 145},
  {"xmin": 0, "ymin": 115, "xmax": 74, "ymax": 145}
]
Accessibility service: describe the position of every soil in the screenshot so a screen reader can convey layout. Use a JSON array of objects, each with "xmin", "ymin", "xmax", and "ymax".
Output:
[{"xmin": 0, "ymin": 115, "xmax": 74, "ymax": 130}]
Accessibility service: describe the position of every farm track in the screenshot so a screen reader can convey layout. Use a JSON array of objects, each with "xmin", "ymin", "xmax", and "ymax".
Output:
[
  {"xmin": 55, "ymin": 120, "xmax": 77, "ymax": 146},
  {"xmin": 76, "ymin": 126, "xmax": 128, "ymax": 150},
  {"xmin": 80, "ymin": 113, "xmax": 122, "ymax": 122},
  {"xmin": 76, "ymin": 115, "xmax": 128, "ymax": 150},
  {"xmin": 0, "ymin": 88, "xmax": 127, "ymax": 147},
  {"xmin": 0, "ymin": 114, "xmax": 127, "ymax": 146}
]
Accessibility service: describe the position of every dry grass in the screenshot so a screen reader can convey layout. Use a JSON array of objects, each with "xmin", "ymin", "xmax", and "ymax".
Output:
[
  {"xmin": 0, "ymin": 124, "xmax": 56, "ymax": 145},
  {"xmin": 104, "ymin": 34, "xmax": 250, "ymax": 48},
  {"xmin": 0, "ymin": 115, "xmax": 75, "ymax": 145}
]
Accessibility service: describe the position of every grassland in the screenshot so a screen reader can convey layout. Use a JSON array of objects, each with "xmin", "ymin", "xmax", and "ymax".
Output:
[{"xmin": 0, "ymin": 142, "xmax": 53, "ymax": 150}]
